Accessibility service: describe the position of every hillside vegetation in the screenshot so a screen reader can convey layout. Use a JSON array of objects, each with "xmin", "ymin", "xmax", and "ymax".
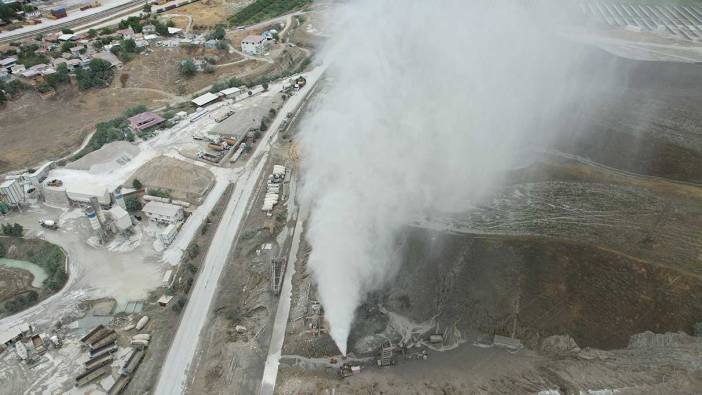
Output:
[{"xmin": 229, "ymin": 0, "xmax": 311, "ymax": 26}]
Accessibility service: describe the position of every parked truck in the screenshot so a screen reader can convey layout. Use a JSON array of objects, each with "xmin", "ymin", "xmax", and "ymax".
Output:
[{"xmin": 39, "ymin": 219, "xmax": 58, "ymax": 230}]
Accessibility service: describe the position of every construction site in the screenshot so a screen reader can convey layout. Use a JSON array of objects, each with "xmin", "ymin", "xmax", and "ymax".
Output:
[{"xmin": 2, "ymin": 1, "xmax": 702, "ymax": 395}]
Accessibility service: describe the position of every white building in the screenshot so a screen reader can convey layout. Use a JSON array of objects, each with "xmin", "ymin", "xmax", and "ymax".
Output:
[
  {"xmin": 108, "ymin": 205, "xmax": 132, "ymax": 232},
  {"xmin": 65, "ymin": 183, "xmax": 111, "ymax": 206},
  {"xmin": 143, "ymin": 201, "xmax": 184, "ymax": 224},
  {"xmin": 191, "ymin": 92, "xmax": 220, "ymax": 107},
  {"xmin": 159, "ymin": 224, "xmax": 178, "ymax": 246},
  {"xmin": 241, "ymin": 35, "xmax": 267, "ymax": 55},
  {"xmin": 0, "ymin": 179, "xmax": 25, "ymax": 206}
]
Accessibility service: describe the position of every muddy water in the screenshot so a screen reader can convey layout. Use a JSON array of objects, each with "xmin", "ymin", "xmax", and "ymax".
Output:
[{"xmin": 0, "ymin": 258, "xmax": 48, "ymax": 288}]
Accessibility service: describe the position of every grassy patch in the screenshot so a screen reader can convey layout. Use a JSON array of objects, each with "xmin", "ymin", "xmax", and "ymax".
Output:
[{"xmin": 229, "ymin": 0, "xmax": 311, "ymax": 26}]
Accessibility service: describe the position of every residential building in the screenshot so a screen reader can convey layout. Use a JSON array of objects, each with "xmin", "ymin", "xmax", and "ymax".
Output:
[
  {"xmin": 93, "ymin": 51, "xmax": 123, "ymax": 68},
  {"xmin": 9, "ymin": 64, "xmax": 24, "ymax": 74},
  {"xmin": 127, "ymin": 111, "xmax": 165, "ymax": 132},
  {"xmin": 116, "ymin": 26, "xmax": 135, "ymax": 39},
  {"xmin": 241, "ymin": 35, "xmax": 267, "ymax": 55},
  {"xmin": 142, "ymin": 201, "xmax": 184, "ymax": 224},
  {"xmin": 0, "ymin": 56, "xmax": 17, "ymax": 71}
]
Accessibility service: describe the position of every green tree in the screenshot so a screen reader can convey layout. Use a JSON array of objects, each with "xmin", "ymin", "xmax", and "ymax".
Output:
[
  {"xmin": 0, "ymin": 242, "xmax": 5, "ymax": 257},
  {"xmin": 61, "ymin": 28, "xmax": 74, "ymax": 34},
  {"xmin": 208, "ymin": 24, "xmax": 225, "ymax": 40},
  {"xmin": 187, "ymin": 243, "xmax": 200, "ymax": 259},
  {"xmin": 45, "ymin": 64, "xmax": 70, "ymax": 88},
  {"xmin": 132, "ymin": 178, "xmax": 143, "ymax": 189},
  {"xmin": 75, "ymin": 58, "xmax": 114, "ymax": 90},
  {"xmin": 124, "ymin": 196, "xmax": 142, "ymax": 212},
  {"xmin": 143, "ymin": 3, "xmax": 151, "ymax": 13},
  {"xmin": 87, "ymin": 29, "xmax": 97, "ymax": 38},
  {"xmin": 179, "ymin": 59, "xmax": 196, "ymax": 77},
  {"xmin": 1, "ymin": 223, "xmax": 24, "ymax": 237}
]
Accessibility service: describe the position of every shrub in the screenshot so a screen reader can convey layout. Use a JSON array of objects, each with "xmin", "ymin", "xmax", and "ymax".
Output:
[
  {"xmin": 124, "ymin": 196, "xmax": 142, "ymax": 212},
  {"xmin": 179, "ymin": 59, "xmax": 196, "ymax": 77}
]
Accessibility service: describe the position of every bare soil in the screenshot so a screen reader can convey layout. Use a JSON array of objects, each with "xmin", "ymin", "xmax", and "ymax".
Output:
[
  {"xmin": 0, "ymin": 267, "xmax": 34, "ymax": 303},
  {"xmin": 0, "ymin": 84, "xmax": 169, "ymax": 173},
  {"xmin": 128, "ymin": 156, "xmax": 216, "ymax": 203},
  {"xmin": 164, "ymin": 0, "xmax": 253, "ymax": 29}
]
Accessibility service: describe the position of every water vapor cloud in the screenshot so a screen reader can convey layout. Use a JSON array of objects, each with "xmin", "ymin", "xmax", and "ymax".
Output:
[{"xmin": 300, "ymin": 0, "xmax": 594, "ymax": 354}]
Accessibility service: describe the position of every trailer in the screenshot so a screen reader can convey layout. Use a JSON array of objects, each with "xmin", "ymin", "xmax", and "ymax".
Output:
[
  {"xmin": 85, "ymin": 354, "xmax": 113, "ymax": 371},
  {"xmin": 91, "ymin": 332, "xmax": 117, "ymax": 350},
  {"xmin": 108, "ymin": 374, "xmax": 131, "ymax": 395},
  {"xmin": 30, "ymin": 334, "xmax": 46, "ymax": 354},
  {"xmin": 89, "ymin": 342, "xmax": 117, "ymax": 358},
  {"xmin": 121, "ymin": 349, "xmax": 145, "ymax": 375},
  {"xmin": 80, "ymin": 325, "xmax": 106, "ymax": 345},
  {"xmin": 75, "ymin": 365, "xmax": 111, "ymax": 387}
]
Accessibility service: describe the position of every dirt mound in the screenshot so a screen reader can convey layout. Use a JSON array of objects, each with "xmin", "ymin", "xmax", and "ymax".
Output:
[{"xmin": 128, "ymin": 156, "xmax": 215, "ymax": 203}]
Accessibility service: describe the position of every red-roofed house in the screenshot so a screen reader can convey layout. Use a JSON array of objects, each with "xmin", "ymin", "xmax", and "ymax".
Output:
[{"xmin": 127, "ymin": 111, "xmax": 165, "ymax": 132}]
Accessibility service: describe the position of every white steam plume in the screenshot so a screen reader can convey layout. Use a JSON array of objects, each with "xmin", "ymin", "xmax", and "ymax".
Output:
[{"xmin": 299, "ymin": 1, "xmax": 594, "ymax": 355}]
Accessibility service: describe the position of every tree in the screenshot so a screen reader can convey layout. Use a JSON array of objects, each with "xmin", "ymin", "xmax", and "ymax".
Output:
[
  {"xmin": 695, "ymin": 321, "xmax": 702, "ymax": 337},
  {"xmin": 0, "ymin": 242, "xmax": 5, "ymax": 257},
  {"xmin": 61, "ymin": 28, "xmax": 74, "ymax": 34},
  {"xmin": 87, "ymin": 29, "xmax": 97, "ymax": 38},
  {"xmin": 215, "ymin": 40, "xmax": 228, "ymax": 50},
  {"xmin": 75, "ymin": 58, "xmax": 114, "ymax": 90},
  {"xmin": 262, "ymin": 82, "xmax": 268, "ymax": 91},
  {"xmin": 208, "ymin": 24, "xmax": 226, "ymax": 40},
  {"xmin": 179, "ymin": 59, "xmax": 196, "ymax": 77},
  {"xmin": 187, "ymin": 243, "xmax": 200, "ymax": 259},
  {"xmin": 124, "ymin": 196, "xmax": 142, "ymax": 212},
  {"xmin": 132, "ymin": 178, "xmax": 143, "ymax": 190},
  {"xmin": 1, "ymin": 223, "xmax": 24, "ymax": 237},
  {"xmin": 121, "ymin": 38, "xmax": 137, "ymax": 53},
  {"xmin": 143, "ymin": 3, "xmax": 151, "ymax": 13},
  {"xmin": 45, "ymin": 64, "xmax": 69, "ymax": 88}
]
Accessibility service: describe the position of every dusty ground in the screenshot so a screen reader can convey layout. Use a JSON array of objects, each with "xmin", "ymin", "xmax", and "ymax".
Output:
[
  {"xmin": 119, "ymin": 47, "xmax": 246, "ymax": 96},
  {"xmin": 186, "ymin": 133, "xmax": 295, "ymax": 395},
  {"xmin": 128, "ymin": 156, "xmax": 216, "ymax": 203},
  {"xmin": 124, "ymin": 184, "xmax": 233, "ymax": 394},
  {"xmin": 0, "ymin": 85, "xmax": 170, "ymax": 174}
]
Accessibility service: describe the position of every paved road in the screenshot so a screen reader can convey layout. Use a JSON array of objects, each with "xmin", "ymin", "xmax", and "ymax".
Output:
[
  {"xmin": 153, "ymin": 65, "xmax": 325, "ymax": 395},
  {"xmin": 0, "ymin": 0, "xmax": 143, "ymax": 44}
]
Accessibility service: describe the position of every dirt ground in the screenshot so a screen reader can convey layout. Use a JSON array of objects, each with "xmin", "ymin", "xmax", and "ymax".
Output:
[
  {"xmin": 128, "ymin": 156, "xmax": 216, "ymax": 203},
  {"xmin": 0, "ymin": 85, "xmax": 170, "ymax": 174},
  {"xmin": 0, "ymin": 267, "xmax": 34, "ymax": 303},
  {"xmin": 164, "ymin": 0, "xmax": 253, "ymax": 29}
]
